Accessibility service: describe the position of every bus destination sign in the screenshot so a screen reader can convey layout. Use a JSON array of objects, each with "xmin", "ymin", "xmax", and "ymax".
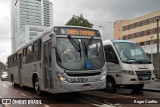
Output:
[{"xmin": 54, "ymin": 27, "xmax": 100, "ymax": 37}]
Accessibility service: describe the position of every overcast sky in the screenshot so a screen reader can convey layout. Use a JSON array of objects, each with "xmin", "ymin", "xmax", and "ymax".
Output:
[{"xmin": 0, "ymin": 0, "xmax": 160, "ymax": 63}]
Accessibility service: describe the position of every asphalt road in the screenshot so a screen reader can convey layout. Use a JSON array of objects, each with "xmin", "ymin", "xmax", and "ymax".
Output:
[{"xmin": 0, "ymin": 80, "xmax": 160, "ymax": 107}]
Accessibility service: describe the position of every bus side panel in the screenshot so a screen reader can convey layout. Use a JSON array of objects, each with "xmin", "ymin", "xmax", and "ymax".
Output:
[
  {"xmin": 8, "ymin": 68, "xmax": 12, "ymax": 82},
  {"xmin": 22, "ymin": 63, "xmax": 33, "ymax": 87},
  {"xmin": 12, "ymin": 67, "xmax": 19, "ymax": 84}
]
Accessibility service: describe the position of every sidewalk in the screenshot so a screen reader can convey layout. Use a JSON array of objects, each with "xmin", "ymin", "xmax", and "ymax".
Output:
[{"xmin": 143, "ymin": 80, "xmax": 160, "ymax": 91}]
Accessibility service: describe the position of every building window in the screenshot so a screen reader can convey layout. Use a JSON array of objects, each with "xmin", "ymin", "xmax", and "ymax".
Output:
[
  {"xmin": 140, "ymin": 42, "xmax": 144, "ymax": 46},
  {"xmin": 128, "ymin": 34, "xmax": 132, "ymax": 39},
  {"xmin": 134, "ymin": 22, "xmax": 138, "ymax": 28},
  {"xmin": 140, "ymin": 31, "xmax": 144, "ymax": 37},
  {"xmin": 29, "ymin": 32, "xmax": 37, "ymax": 36},
  {"xmin": 146, "ymin": 41, "xmax": 151, "ymax": 45},
  {"xmin": 140, "ymin": 21, "xmax": 144, "ymax": 26},
  {"xmin": 146, "ymin": 30, "xmax": 151, "ymax": 35},
  {"xmin": 153, "ymin": 28, "xmax": 157, "ymax": 34},
  {"xmin": 128, "ymin": 25, "xmax": 131, "ymax": 30},
  {"xmin": 29, "ymin": 27, "xmax": 37, "ymax": 31},
  {"xmin": 146, "ymin": 18, "xmax": 151, "ymax": 25},
  {"xmin": 153, "ymin": 39, "xmax": 157, "ymax": 44},
  {"xmin": 122, "ymin": 35, "xmax": 126, "ymax": 40},
  {"xmin": 153, "ymin": 16, "xmax": 158, "ymax": 23},
  {"xmin": 134, "ymin": 33, "xmax": 138, "ymax": 38}
]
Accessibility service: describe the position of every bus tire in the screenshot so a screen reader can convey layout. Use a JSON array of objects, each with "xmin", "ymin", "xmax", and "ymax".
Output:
[
  {"xmin": 11, "ymin": 75, "xmax": 16, "ymax": 87},
  {"xmin": 34, "ymin": 77, "xmax": 41, "ymax": 95},
  {"xmin": 106, "ymin": 78, "xmax": 117, "ymax": 94}
]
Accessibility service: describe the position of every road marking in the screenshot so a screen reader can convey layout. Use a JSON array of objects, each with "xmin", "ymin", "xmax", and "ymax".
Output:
[
  {"xmin": 4, "ymin": 104, "xmax": 9, "ymax": 107},
  {"xmin": 15, "ymin": 90, "xmax": 18, "ymax": 93},
  {"xmin": 3, "ymin": 83, "xmax": 6, "ymax": 87},
  {"xmin": 44, "ymin": 105, "xmax": 50, "ymax": 107},
  {"xmin": 113, "ymin": 94, "xmax": 136, "ymax": 98},
  {"xmin": 21, "ymin": 93, "xmax": 27, "ymax": 97},
  {"xmin": 79, "ymin": 99, "xmax": 116, "ymax": 107},
  {"xmin": 92, "ymin": 91, "xmax": 136, "ymax": 98}
]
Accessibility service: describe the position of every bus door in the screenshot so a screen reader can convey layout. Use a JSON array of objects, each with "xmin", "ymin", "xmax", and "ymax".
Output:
[
  {"xmin": 43, "ymin": 40, "xmax": 53, "ymax": 90},
  {"xmin": 18, "ymin": 53, "xmax": 22, "ymax": 85}
]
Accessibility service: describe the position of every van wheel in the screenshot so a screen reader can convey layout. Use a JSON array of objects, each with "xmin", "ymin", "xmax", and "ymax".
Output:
[
  {"xmin": 34, "ymin": 77, "xmax": 41, "ymax": 95},
  {"xmin": 132, "ymin": 84, "xmax": 144, "ymax": 94},
  {"xmin": 106, "ymin": 78, "xmax": 117, "ymax": 94}
]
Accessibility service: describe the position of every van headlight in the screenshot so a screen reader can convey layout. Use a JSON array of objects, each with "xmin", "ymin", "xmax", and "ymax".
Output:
[
  {"xmin": 122, "ymin": 70, "xmax": 135, "ymax": 75},
  {"xmin": 57, "ymin": 73, "xmax": 68, "ymax": 83},
  {"xmin": 100, "ymin": 70, "xmax": 106, "ymax": 81}
]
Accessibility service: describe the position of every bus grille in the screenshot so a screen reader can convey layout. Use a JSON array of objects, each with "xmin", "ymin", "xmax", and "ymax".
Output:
[
  {"xmin": 66, "ymin": 72, "xmax": 101, "ymax": 77},
  {"xmin": 135, "ymin": 70, "xmax": 151, "ymax": 81}
]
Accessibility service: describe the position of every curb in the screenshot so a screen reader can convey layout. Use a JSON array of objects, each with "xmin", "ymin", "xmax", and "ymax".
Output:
[{"xmin": 143, "ymin": 89, "xmax": 160, "ymax": 93}]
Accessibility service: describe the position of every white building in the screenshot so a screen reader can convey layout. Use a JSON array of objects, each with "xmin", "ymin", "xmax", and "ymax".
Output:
[
  {"xmin": 11, "ymin": 0, "xmax": 53, "ymax": 52},
  {"xmin": 15, "ymin": 25, "xmax": 47, "ymax": 50}
]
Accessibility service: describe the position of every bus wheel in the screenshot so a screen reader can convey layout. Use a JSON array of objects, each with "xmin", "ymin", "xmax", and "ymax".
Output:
[
  {"xmin": 106, "ymin": 78, "xmax": 117, "ymax": 94},
  {"xmin": 34, "ymin": 77, "xmax": 41, "ymax": 95},
  {"xmin": 12, "ymin": 76, "xmax": 16, "ymax": 87}
]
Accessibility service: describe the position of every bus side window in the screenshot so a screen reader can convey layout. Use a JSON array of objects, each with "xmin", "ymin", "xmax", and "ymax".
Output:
[{"xmin": 104, "ymin": 45, "xmax": 119, "ymax": 64}]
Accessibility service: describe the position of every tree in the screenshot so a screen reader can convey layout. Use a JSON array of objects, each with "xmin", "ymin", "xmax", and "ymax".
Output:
[
  {"xmin": 66, "ymin": 14, "xmax": 93, "ymax": 28},
  {"xmin": 0, "ymin": 62, "xmax": 4, "ymax": 70}
]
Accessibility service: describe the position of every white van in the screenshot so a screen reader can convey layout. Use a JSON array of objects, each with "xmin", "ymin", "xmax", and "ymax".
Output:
[{"xmin": 103, "ymin": 40, "xmax": 156, "ymax": 93}]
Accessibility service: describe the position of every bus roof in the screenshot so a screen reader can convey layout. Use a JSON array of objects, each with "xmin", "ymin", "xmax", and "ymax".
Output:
[
  {"xmin": 103, "ymin": 40, "xmax": 136, "ymax": 46},
  {"xmin": 9, "ymin": 26, "xmax": 100, "ymax": 57}
]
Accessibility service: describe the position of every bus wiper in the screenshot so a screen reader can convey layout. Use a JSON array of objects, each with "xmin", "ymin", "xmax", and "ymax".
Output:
[
  {"xmin": 84, "ymin": 36, "xmax": 93, "ymax": 57},
  {"xmin": 67, "ymin": 35, "xmax": 81, "ymax": 53},
  {"xmin": 87, "ymin": 36, "xmax": 93, "ymax": 47}
]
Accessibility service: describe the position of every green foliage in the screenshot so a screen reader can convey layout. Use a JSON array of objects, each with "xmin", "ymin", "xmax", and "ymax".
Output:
[
  {"xmin": 0, "ymin": 62, "xmax": 4, "ymax": 70},
  {"xmin": 66, "ymin": 14, "xmax": 93, "ymax": 28}
]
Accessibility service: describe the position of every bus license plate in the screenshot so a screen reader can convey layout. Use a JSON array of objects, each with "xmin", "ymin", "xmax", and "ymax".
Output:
[{"xmin": 71, "ymin": 78, "xmax": 85, "ymax": 83}]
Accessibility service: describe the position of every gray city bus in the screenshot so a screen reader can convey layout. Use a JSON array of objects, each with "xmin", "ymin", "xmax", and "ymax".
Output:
[{"xmin": 7, "ymin": 26, "xmax": 106, "ymax": 95}]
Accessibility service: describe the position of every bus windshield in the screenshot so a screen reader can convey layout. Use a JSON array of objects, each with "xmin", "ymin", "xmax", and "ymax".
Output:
[
  {"xmin": 114, "ymin": 42, "xmax": 151, "ymax": 64},
  {"xmin": 56, "ymin": 37, "xmax": 105, "ymax": 70}
]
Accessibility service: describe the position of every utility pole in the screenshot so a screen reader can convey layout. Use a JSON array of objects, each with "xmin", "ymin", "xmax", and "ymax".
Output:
[
  {"xmin": 156, "ymin": 18, "xmax": 160, "ymax": 79},
  {"xmin": 99, "ymin": 26, "xmax": 105, "ymax": 40},
  {"xmin": 150, "ymin": 35, "xmax": 154, "ymax": 63}
]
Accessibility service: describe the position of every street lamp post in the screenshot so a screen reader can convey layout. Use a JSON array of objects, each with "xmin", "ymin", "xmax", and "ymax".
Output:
[
  {"xmin": 150, "ymin": 35, "xmax": 154, "ymax": 63},
  {"xmin": 156, "ymin": 18, "xmax": 160, "ymax": 79},
  {"xmin": 99, "ymin": 26, "xmax": 105, "ymax": 40}
]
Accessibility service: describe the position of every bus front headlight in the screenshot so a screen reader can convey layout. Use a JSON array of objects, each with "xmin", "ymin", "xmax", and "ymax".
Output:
[
  {"xmin": 122, "ymin": 70, "xmax": 135, "ymax": 75},
  {"xmin": 100, "ymin": 70, "xmax": 106, "ymax": 81},
  {"xmin": 57, "ymin": 73, "xmax": 68, "ymax": 83}
]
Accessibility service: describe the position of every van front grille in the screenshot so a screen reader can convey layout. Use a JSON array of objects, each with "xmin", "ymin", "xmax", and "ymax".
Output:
[{"xmin": 135, "ymin": 70, "xmax": 151, "ymax": 81}]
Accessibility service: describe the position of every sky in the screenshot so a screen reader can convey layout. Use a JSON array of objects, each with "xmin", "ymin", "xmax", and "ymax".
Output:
[{"xmin": 0, "ymin": 0, "xmax": 160, "ymax": 63}]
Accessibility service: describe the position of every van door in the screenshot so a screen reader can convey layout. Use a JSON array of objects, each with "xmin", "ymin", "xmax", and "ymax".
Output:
[{"xmin": 104, "ymin": 45, "xmax": 121, "ymax": 79}]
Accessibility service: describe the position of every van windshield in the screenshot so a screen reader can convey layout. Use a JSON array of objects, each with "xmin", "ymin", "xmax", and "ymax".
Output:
[{"xmin": 114, "ymin": 42, "xmax": 151, "ymax": 64}]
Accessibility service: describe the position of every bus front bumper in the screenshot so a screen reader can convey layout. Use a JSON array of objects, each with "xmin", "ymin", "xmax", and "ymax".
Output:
[{"xmin": 53, "ymin": 80, "xmax": 106, "ymax": 93}]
